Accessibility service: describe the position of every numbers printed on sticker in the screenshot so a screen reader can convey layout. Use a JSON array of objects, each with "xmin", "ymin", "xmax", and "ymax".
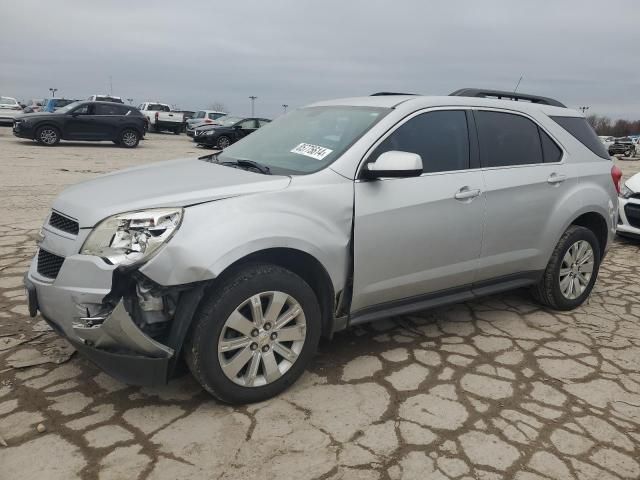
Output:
[{"xmin": 290, "ymin": 143, "xmax": 333, "ymax": 161}]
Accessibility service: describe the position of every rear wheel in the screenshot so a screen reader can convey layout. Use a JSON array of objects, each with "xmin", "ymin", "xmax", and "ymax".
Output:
[
  {"xmin": 624, "ymin": 149, "xmax": 631, "ymax": 157},
  {"xmin": 185, "ymin": 264, "xmax": 321, "ymax": 404},
  {"xmin": 119, "ymin": 129, "xmax": 140, "ymax": 148},
  {"xmin": 532, "ymin": 225, "xmax": 600, "ymax": 310},
  {"xmin": 35, "ymin": 126, "xmax": 60, "ymax": 146}
]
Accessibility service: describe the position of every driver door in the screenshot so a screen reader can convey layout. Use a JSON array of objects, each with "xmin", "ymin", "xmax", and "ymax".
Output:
[
  {"xmin": 65, "ymin": 103, "xmax": 95, "ymax": 139},
  {"xmin": 351, "ymin": 109, "xmax": 486, "ymax": 314},
  {"xmin": 234, "ymin": 119, "xmax": 258, "ymax": 141}
]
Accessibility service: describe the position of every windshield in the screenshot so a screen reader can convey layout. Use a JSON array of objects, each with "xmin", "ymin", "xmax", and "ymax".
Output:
[
  {"xmin": 55, "ymin": 101, "xmax": 84, "ymax": 114},
  {"xmin": 0, "ymin": 96, "xmax": 18, "ymax": 106},
  {"xmin": 147, "ymin": 104, "xmax": 170, "ymax": 112},
  {"xmin": 217, "ymin": 106, "xmax": 388, "ymax": 174}
]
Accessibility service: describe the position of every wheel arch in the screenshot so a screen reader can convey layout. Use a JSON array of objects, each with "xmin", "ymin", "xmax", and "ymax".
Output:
[
  {"xmin": 569, "ymin": 211, "xmax": 609, "ymax": 259},
  {"xmin": 214, "ymin": 247, "xmax": 337, "ymax": 338}
]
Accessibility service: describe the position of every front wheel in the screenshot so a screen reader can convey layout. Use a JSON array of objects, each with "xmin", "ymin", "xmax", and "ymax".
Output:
[
  {"xmin": 119, "ymin": 129, "xmax": 140, "ymax": 148},
  {"xmin": 216, "ymin": 135, "xmax": 231, "ymax": 149},
  {"xmin": 35, "ymin": 126, "xmax": 60, "ymax": 146},
  {"xmin": 532, "ymin": 225, "xmax": 600, "ymax": 310},
  {"xmin": 185, "ymin": 264, "xmax": 321, "ymax": 404},
  {"xmin": 624, "ymin": 149, "xmax": 631, "ymax": 157}
]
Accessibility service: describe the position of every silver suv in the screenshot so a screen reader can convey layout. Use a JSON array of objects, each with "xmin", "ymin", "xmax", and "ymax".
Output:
[{"xmin": 25, "ymin": 88, "xmax": 620, "ymax": 403}]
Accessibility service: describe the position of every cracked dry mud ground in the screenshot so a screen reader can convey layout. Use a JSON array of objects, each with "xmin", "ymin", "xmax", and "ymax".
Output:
[{"xmin": 2, "ymin": 130, "xmax": 640, "ymax": 480}]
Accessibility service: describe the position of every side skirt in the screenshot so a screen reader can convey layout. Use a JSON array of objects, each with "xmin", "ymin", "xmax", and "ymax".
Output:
[{"xmin": 346, "ymin": 271, "xmax": 542, "ymax": 329}]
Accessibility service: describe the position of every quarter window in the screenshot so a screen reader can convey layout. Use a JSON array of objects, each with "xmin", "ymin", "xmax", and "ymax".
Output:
[
  {"xmin": 539, "ymin": 128, "xmax": 563, "ymax": 163},
  {"xmin": 550, "ymin": 116, "xmax": 609, "ymax": 159},
  {"xmin": 371, "ymin": 110, "xmax": 470, "ymax": 173},
  {"xmin": 476, "ymin": 111, "xmax": 543, "ymax": 167}
]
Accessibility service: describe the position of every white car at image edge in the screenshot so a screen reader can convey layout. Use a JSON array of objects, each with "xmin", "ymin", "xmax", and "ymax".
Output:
[
  {"xmin": 0, "ymin": 96, "xmax": 22, "ymax": 124},
  {"xmin": 618, "ymin": 173, "xmax": 640, "ymax": 239}
]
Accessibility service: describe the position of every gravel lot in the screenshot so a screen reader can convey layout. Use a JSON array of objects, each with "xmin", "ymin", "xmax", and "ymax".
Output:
[{"xmin": 1, "ymin": 128, "xmax": 640, "ymax": 480}]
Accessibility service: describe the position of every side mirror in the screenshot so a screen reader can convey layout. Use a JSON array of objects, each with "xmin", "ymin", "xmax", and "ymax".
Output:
[{"xmin": 363, "ymin": 151, "xmax": 423, "ymax": 179}]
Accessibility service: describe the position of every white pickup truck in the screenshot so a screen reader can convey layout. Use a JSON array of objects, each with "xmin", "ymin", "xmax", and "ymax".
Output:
[{"xmin": 138, "ymin": 102, "xmax": 184, "ymax": 134}]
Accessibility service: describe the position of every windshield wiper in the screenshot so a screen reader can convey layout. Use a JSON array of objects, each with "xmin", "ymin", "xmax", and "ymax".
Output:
[{"xmin": 221, "ymin": 159, "xmax": 271, "ymax": 175}]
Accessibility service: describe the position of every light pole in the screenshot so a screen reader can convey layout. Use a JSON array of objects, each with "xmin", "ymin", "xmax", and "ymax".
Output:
[
  {"xmin": 249, "ymin": 96, "xmax": 257, "ymax": 117},
  {"xmin": 282, "ymin": 104, "xmax": 288, "ymax": 114},
  {"xmin": 49, "ymin": 88, "xmax": 58, "ymax": 98},
  {"xmin": 579, "ymin": 106, "xmax": 590, "ymax": 114},
  {"xmin": 127, "ymin": 98, "xmax": 133, "ymax": 105}
]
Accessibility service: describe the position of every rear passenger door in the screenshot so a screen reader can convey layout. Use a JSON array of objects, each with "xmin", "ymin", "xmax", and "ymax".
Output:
[
  {"xmin": 351, "ymin": 109, "xmax": 486, "ymax": 312},
  {"xmin": 474, "ymin": 109, "xmax": 568, "ymax": 283}
]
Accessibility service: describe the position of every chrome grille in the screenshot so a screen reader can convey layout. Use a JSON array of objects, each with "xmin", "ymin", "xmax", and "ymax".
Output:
[
  {"xmin": 37, "ymin": 249, "xmax": 65, "ymax": 279},
  {"xmin": 49, "ymin": 211, "xmax": 79, "ymax": 235}
]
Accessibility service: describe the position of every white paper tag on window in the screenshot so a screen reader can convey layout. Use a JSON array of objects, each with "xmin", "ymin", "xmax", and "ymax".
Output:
[{"xmin": 290, "ymin": 143, "xmax": 333, "ymax": 161}]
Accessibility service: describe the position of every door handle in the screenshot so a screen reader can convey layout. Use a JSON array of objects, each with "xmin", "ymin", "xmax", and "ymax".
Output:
[
  {"xmin": 454, "ymin": 187, "xmax": 481, "ymax": 200},
  {"xmin": 547, "ymin": 173, "xmax": 567, "ymax": 184}
]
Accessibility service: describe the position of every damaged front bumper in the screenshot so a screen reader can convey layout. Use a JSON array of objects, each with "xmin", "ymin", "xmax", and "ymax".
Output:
[{"xmin": 24, "ymin": 251, "xmax": 189, "ymax": 387}]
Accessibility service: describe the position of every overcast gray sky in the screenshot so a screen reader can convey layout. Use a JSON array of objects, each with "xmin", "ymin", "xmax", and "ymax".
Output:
[{"xmin": 1, "ymin": 0, "xmax": 638, "ymax": 118}]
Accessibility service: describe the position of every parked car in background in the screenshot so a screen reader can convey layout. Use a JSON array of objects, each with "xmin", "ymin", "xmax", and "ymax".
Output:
[
  {"xmin": 0, "ymin": 96, "xmax": 22, "ymax": 124},
  {"xmin": 13, "ymin": 101, "xmax": 145, "ymax": 147},
  {"xmin": 186, "ymin": 110, "xmax": 227, "ymax": 136},
  {"xmin": 599, "ymin": 135, "xmax": 615, "ymax": 149},
  {"xmin": 608, "ymin": 137, "xmax": 636, "ymax": 157},
  {"xmin": 88, "ymin": 95, "xmax": 124, "ymax": 104},
  {"xmin": 44, "ymin": 98, "xmax": 79, "ymax": 112},
  {"xmin": 194, "ymin": 116, "xmax": 270, "ymax": 148},
  {"xmin": 22, "ymin": 99, "xmax": 46, "ymax": 114},
  {"xmin": 138, "ymin": 102, "xmax": 184, "ymax": 134},
  {"xmin": 24, "ymin": 89, "xmax": 619, "ymax": 403},
  {"xmin": 618, "ymin": 172, "xmax": 640, "ymax": 239}
]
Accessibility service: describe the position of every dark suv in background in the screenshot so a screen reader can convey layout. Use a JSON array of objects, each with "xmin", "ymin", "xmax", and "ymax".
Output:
[
  {"xmin": 608, "ymin": 137, "xmax": 635, "ymax": 157},
  {"xmin": 13, "ymin": 101, "xmax": 146, "ymax": 148}
]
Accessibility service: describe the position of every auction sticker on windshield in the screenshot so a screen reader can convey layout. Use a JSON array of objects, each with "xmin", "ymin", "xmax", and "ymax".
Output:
[{"xmin": 290, "ymin": 143, "xmax": 333, "ymax": 161}]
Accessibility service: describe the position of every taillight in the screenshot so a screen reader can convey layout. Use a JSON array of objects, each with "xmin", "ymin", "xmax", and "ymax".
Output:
[
  {"xmin": 204, "ymin": 118, "xmax": 212, "ymax": 123},
  {"xmin": 611, "ymin": 165, "xmax": 623, "ymax": 194},
  {"xmin": 155, "ymin": 111, "xmax": 159, "ymax": 120}
]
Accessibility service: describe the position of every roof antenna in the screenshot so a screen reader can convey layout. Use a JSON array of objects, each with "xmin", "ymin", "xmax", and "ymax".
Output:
[{"xmin": 513, "ymin": 75, "xmax": 523, "ymax": 93}]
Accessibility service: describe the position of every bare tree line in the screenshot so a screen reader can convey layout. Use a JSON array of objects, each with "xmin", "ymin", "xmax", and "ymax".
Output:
[{"xmin": 587, "ymin": 114, "xmax": 640, "ymax": 137}]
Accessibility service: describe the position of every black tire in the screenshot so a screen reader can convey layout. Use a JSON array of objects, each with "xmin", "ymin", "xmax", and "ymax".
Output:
[
  {"xmin": 624, "ymin": 149, "xmax": 631, "ymax": 157},
  {"xmin": 532, "ymin": 225, "xmax": 601, "ymax": 310},
  {"xmin": 35, "ymin": 125, "xmax": 60, "ymax": 146},
  {"xmin": 173, "ymin": 128, "xmax": 180, "ymax": 135},
  {"xmin": 119, "ymin": 129, "xmax": 140, "ymax": 148},
  {"xmin": 216, "ymin": 135, "xmax": 231, "ymax": 149},
  {"xmin": 185, "ymin": 263, "xmax": 321, "ymax": 404}
]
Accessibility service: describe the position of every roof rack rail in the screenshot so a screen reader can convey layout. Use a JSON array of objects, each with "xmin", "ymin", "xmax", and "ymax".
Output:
[
  {"xmin": 370, "ymin": 92, "xmax": 418, "ymax": 96},
  {"xmin": 449, "ymin": 88, "xmax": 566, "ymax": 108}
]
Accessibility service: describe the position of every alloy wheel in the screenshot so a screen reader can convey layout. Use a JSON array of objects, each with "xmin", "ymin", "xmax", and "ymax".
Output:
[
  {"xmin": 40, "ymin": 128, "xmax": 58, "ymax": 145},
  {"xmin": 122, "ymin": 131, "xmax": 137, "ymax": 147},
  {"xmin": 217, "ymin": 291, "xmax": 307, "ymax": 387},
  {"xmin": 559, "ymin": 240, "xmax": 594, "ymax": 300},
  {"xmin": 217, "ymin": 137, "xmax": 231, "ymax": 149}
]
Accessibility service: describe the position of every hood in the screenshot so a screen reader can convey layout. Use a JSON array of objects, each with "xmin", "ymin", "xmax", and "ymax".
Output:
[
  {"xmin": 626, "ymin": 172, "xmax": 640, "ymax": 193},
  {"xmin": 52, "ymin": 158, "xmax": 291, "ymax": 227},
  {"xmin": 17, "ymin": 112, "xmax": 54, "ymax": 120}
]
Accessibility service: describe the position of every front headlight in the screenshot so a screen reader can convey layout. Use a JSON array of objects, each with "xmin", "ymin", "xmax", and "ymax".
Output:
[
  {"xmin": 205, "ymin": 130, "xmax": 215, "ymax": 136},
  {"xmin": 620, "ymin": 183, "xmax": 635, "ymax": 199},
  {"xmin": 81, "ymin": 208, "xmax": 183, "ymax": 266}
]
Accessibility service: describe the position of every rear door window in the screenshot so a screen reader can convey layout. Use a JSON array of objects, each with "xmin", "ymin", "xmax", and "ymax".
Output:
[
  {"xmin": 550, "ymin": 116, "xmax": 609, "ymax": 159},
  {"xmin": 94, "ymin": 104, "xmax": 121, "ymax": 115},
  {"xmin": 371, "ymin": 110, "xmax": 470, "ymax": 173},
  {"xmin": 476, "ymin": 111, "xmax": 544, "ymax": 167}
]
